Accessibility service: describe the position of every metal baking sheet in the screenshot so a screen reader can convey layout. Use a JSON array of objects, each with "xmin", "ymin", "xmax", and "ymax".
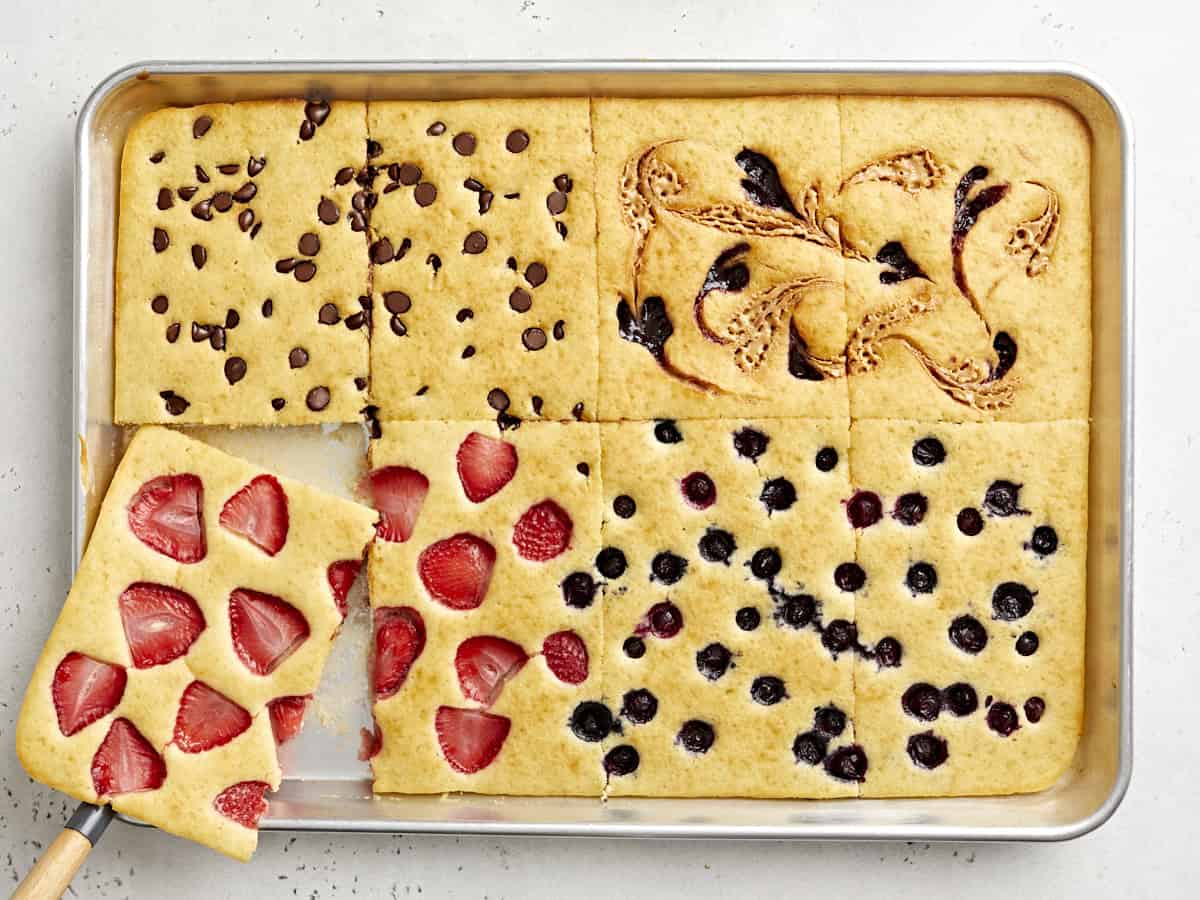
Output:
[{"xmin": 73, "ymin": 61, "xmax": 1133, "ymax": 842}]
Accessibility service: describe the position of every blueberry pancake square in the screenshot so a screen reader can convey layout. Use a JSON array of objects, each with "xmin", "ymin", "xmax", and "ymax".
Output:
[
  {"xmin": 116, "ymin": 101, "xmax": 370, "ymax": 424},
  {"xmin": 599, "ymin": 418, "xmax": 865, "ymax": 797},
  {"xmin": 366, "ymin": 100, "xmax": 599, "ymax": 424},
  {"xmin": 848, "ymin": 419, "xmax": 1088, "ymax": 797},
  {"xmin": 364, "ymin": 420, "xmax": 603, "ymax": 795},
  {"xmin": 593, "ymin": 97, "xmax": 849, "ymax": 422}
]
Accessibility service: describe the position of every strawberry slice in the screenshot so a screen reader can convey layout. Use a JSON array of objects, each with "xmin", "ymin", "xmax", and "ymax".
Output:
[
  {"xmin": 327, "ymin": 559, "xmax": 362, "ymax": 618},
  {"xmin": 542, "ymin": 630, "xmax": 589, "ymax": 685},
  {"xmin": 213, "ymin": 781, "xmax": 270, "ymax": 829},
  {"xmin": 219, "ymin": 474, "xmax": 289, "ymax": 556},
  {"xmin": 359, "ymin": 466, "xmax": 429, "ymax": 543},
  {"xmin": 456, "ymin": 432, "xmax": 518, "ymax": 503},
  {"xmin": 91, "ymin": 717, "xmax": 166, "ymax": 797},
  {"xmin": 268, "ymin": 695, "xmax": 311, "ymax": 745},
  {"xmin": 52, "ymin": 652, "xmax": 127, "ymax": 737},
  {"xmin": 435, "ymin": 706, "xmax": 511, "ymax": 774},
  {"xmin": 358, "ymin": 722, "xmax": 383, "ymax": 761},
  {"xmin": 373, "ymin": 606, "xmax": 426, "ymax": 699},
  {"xmin": 417, "ymin": 533, "xmax": 496, "ymax": 610},
  {"xmin": 229, "ymin": 588, "xmax": 310, "ymax": 676},
  {"xmin": 127, "ymin": 474, "xmax": 206, "ymax": 563},
  {"xmin": 454, "ymin": 636, "xmax": 528, "ymax": 705},
  {"xmin": 173, "ymin": 681, "xmax": 252, "ymax": 753},
  {"xmin": 118, "ymin": 582, "xmax": 206, "ymax": 669},
  {"xmin": 512, "ymin": 499, "xmax": 573, "ymax": 562}
]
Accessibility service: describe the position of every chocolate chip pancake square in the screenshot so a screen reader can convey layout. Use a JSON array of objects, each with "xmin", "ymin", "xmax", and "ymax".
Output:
[
  {"xmin": 115, "ymin": 101, "xmax": 370, "ymax": 425},
  {"xmin": 838, "ymin": 97, "xmax": 1092, "ymax": 422},
  {"xmin": 598, "ymin": 418, "xmax": 863, "ymax": 797},
  {"xmin": 365, "ymin": 420, "xmax": 603, "ymax": 795},
  {"xmin": 365, "ymin": 100, "xmax": 598, "ymax": 423},
  {"xmin": 592, "ymin": 97, "xmax": 849, "ymax": 422},
  {"xmin": 16, "ymin": 427, "xmax": 376, "ymax": 860},
  {"xmin": 848, "ymin": 419, "xmax": 1088, "ymax": 797}
]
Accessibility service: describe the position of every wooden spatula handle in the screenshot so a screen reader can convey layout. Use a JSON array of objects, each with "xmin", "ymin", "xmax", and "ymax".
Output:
[{"xmin": 11, "ymin": 803, "xmax": 113, "ymax": 900}]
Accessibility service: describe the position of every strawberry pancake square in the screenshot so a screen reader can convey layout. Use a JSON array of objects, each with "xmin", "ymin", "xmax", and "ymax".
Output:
[
  {"xmin": 362, "ymin": 420, "xmax": 603, "ymax": 795},
  {"xmin": 16, "ymin": 426, "xmax": 376, "ymax": 860}
]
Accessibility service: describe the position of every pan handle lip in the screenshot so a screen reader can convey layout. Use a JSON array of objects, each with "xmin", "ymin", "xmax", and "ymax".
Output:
[{"xmin": 65, "ymin": 802, "xmax": 114, "ymax": 846}]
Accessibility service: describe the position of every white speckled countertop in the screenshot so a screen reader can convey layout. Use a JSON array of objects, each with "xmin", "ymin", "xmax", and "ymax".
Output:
[{"xmin": 0, "ymin": 0, "xmax": 1194, "ymax": 896}]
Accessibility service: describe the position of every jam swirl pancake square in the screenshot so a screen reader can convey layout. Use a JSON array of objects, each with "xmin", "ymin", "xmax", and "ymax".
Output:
[
  {"xmin": 366, "ymin": 100, "xmax": 598, "ymax": 424},
  {"xmin": 115, "ymin": 101, "xmax": 370, "ymax": 425},
  {"xmin": 364, "ymin": 420, "xmax": 603, "ymax": 795},
  {"xmin": 848, "ymin": 419, "xmax": 1088, "ymax": 797},
  {"xmin": 593, "ymin": 97, "xmax": 849, "ymax": 422},
  {"xmin": 838, "ymin": 96, "xmax": 1092, "ymax": 422},
  {"xmin": 15, "ymin": 427, "xmax": 377, "ymax": 859}
]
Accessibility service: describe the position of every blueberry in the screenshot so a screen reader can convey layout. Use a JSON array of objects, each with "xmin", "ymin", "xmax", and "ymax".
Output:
[
  {"xmin": 681, "ymin": 471, "xmax": 717, "ymax": 509},
  {"xmin": 821, "ymin": 619, "xmax": 857, "ymax": 656},
  {"xmin": 647, "ymin": 601, "xmax": 684, "ymax": 638},
  {"xmin": 760, "ymin": 477, "xmax": 797, "ymax": 513},
  {"xmin": 596, "ymin": 547, "xmax": 627, "ymax": 579},
  {"xmin": 984, "ymin": 480, "xmax": 1027, "ymax": 517},
  {"xmin": 813, "ymin": 705, "xmax": 846, "ymax": 737},
  {"xmin": 834, "ymin": 562, "xmax": 866, "ymax": 592},
  {"xmin": 906, "ymin": 731, "xmax": 948, "ymax": 769},
  {"xmin": 986, "ymin": 702, "xmax": 1020, "ymax": 737},
  {"xmin": 957, "ymin": 507, "xmax": 984, "ymax": 536},
  {"xmin": 873, "ymin": 637, "xmax": 903, "ymax": 668},
  {"xmin": 1030, "ymin": 525, "xmax": 1058, "ymax": 556},
  {"xmin": 750, "ymin": 676, "xmax": 787, "ymax": 706},
  {"xmin": 622, "ymin": 636, "xmax": 646, "ymax": 659},
  {"xmin": 948, "ymin": 615, "xmax": 988, "ymax": 654},
  {"xmin": 696, "ymin": 642, "xmax": 733, "ymax": 680},
  {"xmin": 570, "ymin": 701, "xmax": 614, "ymax": 742},
  {"xmin": 654, "ymin": 420, "xmax": 682, "ymax": 444},
  {"xmin": 560, "ymin": 572, "xmax": 597, "ymax": 609},
  {"xmin": 792, "ymin": 731, "xmax": 828, "ymax": 766},
  {"xmin": 992, "ymin": 582, "xmax": 1035, "ymax": 621},
  {"xmin": 902, "ymin": 683, "xmax": 942, "ymax": 721},
  {"xmin": 824, "ymin": 745, "xmax": 869, "ymax": 782},
  {"xmin": 604, "ymin": 744, "xmax": 640, "ymax": 776},
  {"xmin": 777, "ymin": 594, "xmax": 816, "ymax": 629},
  {"xmin": 733, "ymin": 427, "xmax": 769, "ymax": 461},
  {"xmin": 620, "ymin": 688, "xmax": 658, "ymax": 724},
  {"xmin": 912, "ymin": 437, "xmax": 946, "ymax": 466},
  {"xmin": 943, "ymin": 682, "xmax": 979, "ymax": 716},
  {"xmin": 612, "ymin": 494, "xmax": 637, "ymax": 519},
  {"xmin": 735, "ymin": 607, "xmax": 761, "ymax": 631},
  {"xmin": 1024, "ymin": 696, "xmax": 1046, "ymax": 723},
  {"xmin": 650, "ymin": 551, "xmax": 688, "ymax": 585},
  {"xmin": 846, "ymin": 491, "xmax": 883, "ymax": 528},
  {"xmin": 676, "ymin": 720, "xmax": 715, "ymax": 754},
  {"xmin": 750, "ymin": 547, "xmax": 782, "ymax": 580},
  {"xmin": 815, "ymin": 447, "xmax": 839, "ymax": 472},
  {"xmin": 698, "ymin": 528, "xmax": 736, "ymax": 563},
  {"xmin": 1015, "ymin": 631, "xmax": 1040, "ymax": 656},
  {"xmin": 906, "ymin": 562, "xmax": 937, "ymax": 594},
  {"xmin": 893, "ymin": 492, "xmax": 928, "ymax": 526}
]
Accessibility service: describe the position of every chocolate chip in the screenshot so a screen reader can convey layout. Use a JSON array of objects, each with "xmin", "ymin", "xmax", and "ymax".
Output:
[
  {"xmin": 299, "ymin": 119, "xmax": 316, "ymax": 141},
  {"xmin": 366, "ymin": 139, "xmax": 382, "ymax": 158},
  {"xmin": 293, "ymin": 261, "xmax": 316, "ymax": 282},
  {"xmin": 370, "ymin": 238, "xmax": 394, "ymax": 264},
  {"xmin": 522, "ymin": 327, "xmax": 547, "ymax": 351},
  {"xmin": 152, "ymin": 228, "xmax": 169, "ymax": 252},
  {"xmin": 149, "ymin": 151, "xmax": 165, "ymax": 163},
  {"xmin": 382, "ymin": 182, "xmax": 400, "ymax": 195},
  {"xmin": 233, "ymin": 182, "xmax": 257, "ymax": 203},
  {"xmin": 217, "ymin": 163, "xmax": 240, "ymax": 175},
  {"xmin": 525, "ymin": 262, "xmax": 548, "ymax": 287},
  {"xmin": 546, "ymin": 191, "xmax": 568, "ymax": 214},
  {"xmin": 195, "ymin": 165, "xmax": 209, "ymax": 183},
  {"xmin": 261, "ymin": 299, "xmax": 273, "ymax": 317},
  {"xmin": 250, "ymin": 222, "xmax": 262, "ymax": 239},
  {"xmin": 165, "ymin": 322, "xmax": 180, "ymax": 343},
  {"xmin": 572, "ymin": 402, "xmax": 584, "ymax": 420},
  {"xmin": 248, "ymin": 156, "xmax": 266, "ymax": 176},
  {"xmin": 415, "ymin": 385, "xmax": 428, "ymax": 395},
  {"xmin": 505, "ymin": 129, "xmax": 530, "ymax": 153},
  {"xmin": 555, "ymin": 221, "xmax": 568, "ymax": 239},
  {"xmin": 209, "ymin": 326, "xmax": 225, "ymax": 351},
  {"xmin": 159, "ymin": 390, "xmax": 189, "ymax": 415},
  {"xmin": 304, "ymin": 99, "xmax": 330, "ymax": 125},
  {"xmin": 271, "ymin": 397, "xmax": 286, "ymax": 411},
  {"xmin": 463, "ymin": 177, "xmax": 484, "ymax": 192},
  {"xmin": 156, "ymin": 188, "xmax": 173, "ymax": 210},
  {"xmin": 461, "ymin": 345, "xmax": 476, "ymax": 359},
  {"xmin": 225, "ymin": 309, "xmax": 240, "ymax": 329},
  {"xmin": 177, "ymin": 186, "xmax": 198, "ymax": 201},
  {"xmin": 506, "ymin": 256, "xmax": 518, "ymax": 270},
  {"xmin": 318, "ymin": 303, "xmax": 340, "ymax": 325},
  {"xmin": 427, "ymin": 121, "xmax": 446, "ymax": 136},
  {"xmin": 389, "ymin": 316, "xmax": 407, "ymax": 337},
  {"xmin": 192, "ymin": 115, "xmax": 213, "ymax": 139},
  {"xmin": 479, "ymin": 191, "xmax": 494, "ymax": 214},
  {"xmin": 487, "ymin": 388, "xmax": 510, "ymax": 411},
  {"xmin": 452, "ymin": 132, "xmax": 476, "ymax": 155},
  {"xmin": 397, "ymin": 162, "xmax": 421, "ymax": 186},
  {"xmin": 191, "ymin": 199, "xmax": 213, "ymax": 221},
  {"xmin": 553, "ymin": 320, "xmax": 565, "ymax": 341},
  {"xmin": 150, "ymin": 295, "xmax": 168, "ymax": 314},
  {"xmin": 354, "ymin": 376, "xmax": 368, "ymax": 391},
  {"xmin": 531, "ymin": 395, "xmax": 543, "ymax": 415},
  {"xmin": 462, "ymin": 231, "xmax": 488, "ymax": 254},
  {"xmin": 504, "ymin": 192, "xmax": 520, "ymax": 200},
  {"xmin": 414, "ymin": 182, "xmax": 437, "ymax": 207},
  {"xmin": 554, "ymin": 174, "xmax": 573, "ymax": 192},
  {"xmin": 347, "ymin": 210, "xmax": 367, "ymax": 232},
  {"xmin": 224, "ymin": 357, "xmax": 246, "ymax": 384},
  {"xmin": 383, "ymin": 291, "xmax": 411, "ymax": 314},
  {"xmin": 190, "ymin": 245, "xmax": 207, "ymax": 269},
  {"xmin": 352, "ymin": 191, "xmax": 367, "ymax": 212},
  {"xmin": 237, "ymin": 209, "xmax": 254, "ymax": 232},
  {"xmin": 212, "ymin": 191, "xmax": 233, "ymax": 213},
  {"xmin": 426, "ymin": 253, "xmax": 441, "ymax": 273},
  {"xmin": 456, "ymin": 308, "xmax": 474, "ymax": 323},
  {"xmin": 289, "ymin": 347, "xmax": 309, "ymax": 369},
  {"xmin": 306, "ymin": 386, "xmax": 331, "ymax": 411},
  {"xmin": 335, "ymin": 166, "xmax": 354, "ymax": 185}
]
